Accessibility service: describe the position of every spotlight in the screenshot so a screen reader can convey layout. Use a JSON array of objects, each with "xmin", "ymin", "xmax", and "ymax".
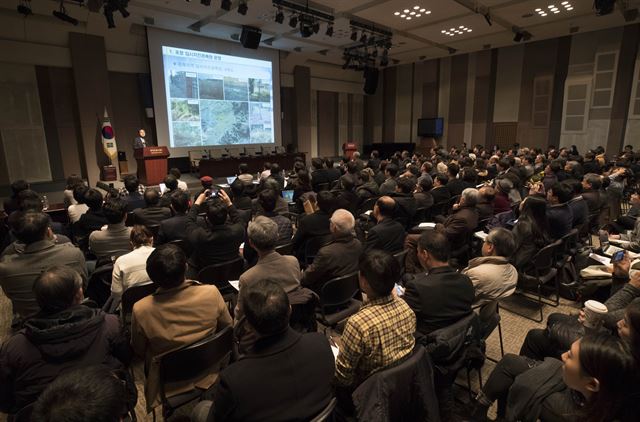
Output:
[
  {"xmin": 380, "ymin": 49, "xmax": 389, "ymax": 67},
  {"xmin": 237, "ymin": 1, "xmax": 248, "ymax": 15},
  {"xmin": 360, "ymin": 32, "xmax": 368, "ymax": 44},
  {"xmin": 299, "ymin": 15, "xmax": 314, "ymax": 38},
  {"xmin": 513, "ymin": 31, "xmax": 524, "ymax": 42},
  {"xmin": 275, "ymin": 8, "xmax": 284, "ymax": 24},
  {"xmin": 368, "ymin": 36, "xmax": 376, "ymax": 46},
  {"xmin": 220, "ymin": 0, "xmax": 231, "ymax": 11},
  {"xmin": 594, "ymin": 0, "xmax": 616, "ymax": 16},
  {"xmin": 325, "ymin": 23, "xmax": 333, "ymax": 37},
  {"xmin": 289, "ymin": 14, "xmax": 298, "ymax": 28},
  {"xmin": 17, "ymin": 1, "xmax": 32, "ymax": 16},
  {"xmin": 483, "ymin": 12, "xmax": 492, "ymax": 26},
  {"xmin": 351, "ymin": 30, "xmax": 358, "ymax": 41},
  {"xmin": 53, "ymin": 1, "xmax": 79, "ymax": 25},
  {"xmin": 312, "ymin": 21, "xmax": 320, "ymax": 34},
  {"xmin": 448, "ymin": 47, "xmax": 457, "ymax": 54}
]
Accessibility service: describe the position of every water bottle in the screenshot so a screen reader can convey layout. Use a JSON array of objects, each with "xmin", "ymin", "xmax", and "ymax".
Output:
[{"xmin": 42, "ymin": 195, "xmax": 49, "ymax": 211}]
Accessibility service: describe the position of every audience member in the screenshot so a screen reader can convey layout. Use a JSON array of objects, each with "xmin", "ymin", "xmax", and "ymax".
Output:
[
  {"xmin": 2, "ymin": 180, "xmax": 29, "ymax": 215},
  {"xmin": 379, "ymin": 163, "xmax": 399, "ymax": 194},
  {"xmin": 334, "ymin": 175, "xmax": 360, "ymax": 216},
  {"xmin": 159, "ymin": 174, "xmax": 179, "ymax": 207},
  {"xmin": 403, "ymin": 230, "xmax": 474, "ymax": 337},
  {"xmin": 257, "ymin": 189, "xmax": 293, "ymax": 243},
  {"xmin": 267, "ymin": 163, "xmax": 285, "ymax": 190},
  {"xmin": 132, "ymin": 188, "xmax": 172, "ymax": 227},
  {"xmin": 89, "ymin": 197, "xmax": 132, "ymax": 261},
  {"xmin": 230, "ymin": 178, "xmax": 253, "ymax": 211},
  {"xmin": 565, "ymin": 179, "xmax": 589, "ymax": 229},
  {"xmin": 493, "ymin": 178, "xmax": 513, "ymax": 214},
  {"xmin": 237, "ymin": 163, "xmax": 253, "ymax": 184},
  {"xmin": 131, "ymin": 244, "xmax": 232, "ymax": 411},
  {"xmin": 446, "ymin": 163, "xmax": 464, "ymax": 196},
  {"xmin": 75, "ymin": 188, "xmax": 108, "ymax": 243},
  {"xmin": 477, "ymin": 185, "xmax": 496, "ymax": 220},
  {"xmin": 511, "ymin": 196, "xmax": 552, "ymax": 270},
  {"xmin": 364, "ymin": 196, "xmax": 406, "ymax": 254},
  {"xmin": 169, "ymin": 167, "xmax": 188, "ymax": 191},
  {"xmin": 195, "ymin": 175, "xmax": 214, "ymax": 200},
  {"xmin": 260, "ymin": 162, "xmax": 271, "ymax": 180},
  {"xmin": 155, "ymin": 190, "xmax": 191, "ymax": 245},
  {"xmin": 302, "ymin": 209, "xmax": 362, "ymax": 293},
  {"xmin": 310, "ymin": 157, "xmax": 330, "ymax": 191},
  {"xmin": 120, "ymin": 175, "xmax": 145, "ymax": 211},
  {"xmin": 0, "ymin": 212, "xmax": 86, "ymax": 320},
  {"xmin": 254, "ymin": 178, "xmax": 288, "ymax": 215},
  {"xmin": 67, "ymin": 184, "xmax": 89, "ymax": 223},
  {"xmin": 437, "ymin": 187, "xmax": 479, "ymax": 252},
  {"xmin": 392, "ymin": 176, "xmax": 418, "ymax": 228},
  {"xmin": 414, "ymin": 175, "xmax": 434, "ymax": 210},
  {"xmin": 581, "ymin": 173, "xmax": 604, "ymax": 215},
  {"xmin": 546, "ymin": 182, "xmax": 574, "ymax": 238},
  {"xmin": 193, "ymin": 280, "xmax": 334, "ymax": 422},
  {"xmin": 110, "ymin": 225, "xmax": 155, "ymax": 302},
  {"xmin": 292, "ymin": 190, "xmax": 334, "ymax": 259},
  {"xmin": 0, "ymin": 266, "xmax": 127, "ymax": 413},
  {"xmin": 186, "ymin": 188, "xmax": 244, "ymax": 278},
  {"xmin": 63, "ymin": 174, "xmax": 84, "ymax": 208},
  {"xmin": 430, "ymin": 173, "xmax": 451, "ymax": 205}
]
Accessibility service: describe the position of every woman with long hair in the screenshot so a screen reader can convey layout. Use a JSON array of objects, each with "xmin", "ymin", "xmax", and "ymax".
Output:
[{"xmin": 511, "ymin": 195, "xmax": 551, "ymax": 270}]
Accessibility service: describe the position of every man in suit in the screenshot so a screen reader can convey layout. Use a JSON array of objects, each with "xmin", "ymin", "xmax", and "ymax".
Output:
[
  {"xmin": 192, "ymin": 279, "xmax": 334, "ymax": 422},
  {"xmin": 546, "ymin": 182, "xmax": 574, "ymax": 239},
  {"xmin": 436, "ymin": 188, "xmax": 479, "ymax": 252},
  {"xmin": 379, "ymin": 163, "xmax": 399, "ymax": 195},
  {"xmin": 364, "ymin": 196, "xmax": 406, "ymax": 254},
  {"xmin": 391, "ymin": 176, "xmax": 418, "ymax": 229},
  {"xmin": 302, "ymin": 209, "xmax": 362, "ymax": 294},
  {"xmin": 445, "ymin": 163, "xmax": 465, "ymax": 197},
  {"xmin": 89, "ymin": 197, "xmax": 132, "ymax": 261},
  {"xmin": 367, "ymin": 150, "xmax": 381, "ymax": 171},
  {"xmin": 186, "ymin": 188, "xmax": 244, "ymax": 278},
  {"xmin": 430, "ymin": 173, "xmax": 451, "ymax": 206},
  {"xmin": 120, "ymin": 175, "xmax": 145, "ymax": 211},
  {"xmin": 131, "ymin": 244, "xmax": 232, "ymax": 412},
  {"xmin": 403, "ymin": 230, "xmax": 474, "ymax": 338},
  {"xmin": 132, "ymin": 188, "xmax": 172, "ymax": 228},
  {"xmin": 581, "ymin": 173, "xmax": 604, "ymax": 215},
  {"xmin": 159, "ymin": 174, "xmax": 179, "ymax": 208},
  {"xmin": 333, "ymin": 175, "xmax": 360, "ymax": 216},
  {"xmin": 133, "ymin": 129, "xmax": 146, "ymax": 149},
  {"xmin": 292, "ymin": 190, "xmax": 334, "ymax": 260},
  {"xmin": 155, "ymin": 190, "xmax": 191, "ymax": 245},
  {"xmin": 325, "ymin": 158, "xmax": 342, "ymax": 185},
  {"xmin": 75, "ymin": 188, "xmax": 108, "ymax": 250},
  {"xmin": 310, "ymin": 157, "xmax": 330, "ymax": 191}
]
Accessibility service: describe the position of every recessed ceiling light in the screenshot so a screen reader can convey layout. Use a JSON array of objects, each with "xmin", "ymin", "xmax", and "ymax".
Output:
[
  {"xmin": 548, "ymin": 5, "xmax": 554, "ymax": 8},
  {"xmin": 450, "ymin": 27, "xmax": 455, "ymax": 30},
  {"xmin": 410, "ymin": 11, "xmax": 415, "ymax": 15},
  {"xmin": 416, "ymin": 14, "xmax": 421, "ymax": 17},
  {"xmin": 562, "ymin": 1, "xmax": 568, "ymax": 4},
  {"xmin": 413, "ymin": 5, "xmax": 420, "ymax": 9},
  {"xmin": 426, "ymin": 11, "xmax": 431, "ymax": 14},
  {"xmin": 553, "ymin": 10, "xmax": 560, "ymax": 13},
  {"xmin": 441, "ymin": 30, "xmax": 446, "ymax": 33},
  {"xmin": 567, "ymin": 6, "xmax": 573, "ymax": 10},
  {"xmin": 394, "ymin": 11, "xmax": 400, "ymax": 15},
  {"xmin": 467, "ymin": 29, "xmax": 472, "ymax": 32},
  {"xmin": 404, "ymin": 9, "xmax": 410, "ymax": 13},
  {"xmin": 401, "ymin": 14, "xmax": 406, "ymax": 17},
  {"xmin": 420, "ymin": 8, "xmax": 426, "ymax": 12},
  {"xmin": 406, "ymin": 17, "xmax": 412, "ymax": 20}
]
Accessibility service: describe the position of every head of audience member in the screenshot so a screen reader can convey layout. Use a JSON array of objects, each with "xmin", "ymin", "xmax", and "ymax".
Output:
[
  {"xmin": 497, "ymin": 159, "xmax": 511, "ymax": 173},
  {"xmin": 240, "ymin": 279, "xmax": 290, "ymax": 338},
  {"xmin": 237, "ymin": 163, "xmax": 249, "ymax": 176},
  {"xmin": 519, "ymin": 195, "xmax": 550, "ymax": 232},
  {"xmin": 18, "ymin": 190, "xmax": 43, "ymax": 212},
  {"xmin": 564, "ymin": 179, "xmax": 583, "ymax": 198},
  {"xmin": 547, "ymin": 182, "xmax": 572, "ymax": 205},
  {"xmin": 447, "ymin": 163, "xmax": 459, "ymax": 180},
  {"xmin": 33, "ymin": 266, "xmax": 84, "ymax": 314},
  {"xmin": 346, "ymin": 161, "xmax": 359, "ymax": 176},
  {"xmin": 262, "ymin": 177, "xmax": 282, "ymax": 195},
  {"xmin": 546, "ymin": 160, "xmax": 562, "ymax": 176},
  {"xmin": 385, "ymin": 163, "xmax": 399, "ymax": 179},
  {"xmin": 459, "ymin": 188, "xmax": 479, "ymax": 207},
  {"xmin": 370, "ymin": 150, "xmax": 379, "ymax": 160},
  {"xmin": 482, "ymin": 228, "xmax": 515, "ymax": 258},
  {"xmin": 358, "ymin": 250, "xmax": 399, "ymax": 300},
  {"xmin": 311, "ymin": 157, "xmax": 324, "ymax": 171},
  {"xmin": 72, "ymin": 184, "xmax": 89, "ymax": 205},
  {"xmin": 168, "ymin": 168, "xmax": 181, "ymax": 182},
  {"xmin": 130, "ymin": 225, "xmax": 153, "ymax": 250},
  {"xmin": 495, "ymin": 178, "xmax": 513, "ymax": 196},
  {"xmin": 561, "ymin": 334, "xmax": 639, "ymax": 422},
  {"xmin": 417, "ymin": 175, "xmax": 433, "ymax": 193},
  {"xmin": 170, "ymin": 190, "xmax": 189, "ymax": 215},
  {"xmin": 12, "ymin": 211, "xmax": 52, "ymax": 245},
  {"xmin": 292, "ymin": 161, "xmax": 305, "ymax": 175},
  {"xmin": 10, "ymin": 179, "xmax": 29, "ymax": 199},
  {"xmin": 270, "ymin": 163, "xmax": 281, "ymax": 177},
  {"xmin": 146, "ymin": 244, "xmax": 186, "ymax": 289},
  {"xmin": 230, "ymin": 178, "xmax": 246, "ymax": 200},
  {"xmin": 258, "ymin": 189, "xmax": 278, "ymax": 214},
  {"xmin": 84, "ymin": 188, "xmax": 104, "ymax": 212},
  {"xmin": 248, "ymin": 216, "xmax": 278, "ymax": 255},
  {"xmin": 417, "ymin": 230, "xmax": 450, "ymax": 271},
  {"xmin": 143, "ymin": 188, "xmax": 161, "ymax": 208},
  {"xmin": 630, "ymin": 188, "xmax": 640, "ymax": 209},
  {"xmin": 164, "ymin": 174, "xmax": 178, "ymax": 192},
  {"xmin": 479, "ymin": 186, "xmax": 496, "ymax": 203},
  {"xmin": 582, "ymin": 173, "xmax": 602, "ymax": 191},
  {"xmin": 352, "ymin": 151, "xmax": 361, "ymax": 161},
  {"xmin": 102, "ymin": 197, "xmax": 127, "ymax": 225},
  {"xmin": 396, "ymin": 176, "xmax": 416, "ymax": 195},
  {"xmin": 340, "ymin": 175, "xmax": 355, "ymax": 192},
  {"xmin": 200, "ymin": 176, "xmax": 213, "ymax": 190},
  {"xmin": 316, "ymin": 191, "xmax": 335, "ymax": 214},
  {"xmin": 123, "ymin": 175, "xmax": 138, "ymax": 195},
  {"xmin": 32, "ymin": 365, "xmax": 128, "ymax": 422},
  {"xmin": 330, "ymin": 209, "xmax": 355, "ymax": 239},
  {"xmin": 325, "ymin": 158, "xmax": 335, "ymax": 170},
  {"xmin": 294, "ymin": 170, "xmax": 310, "ymax": 190},
  {"xmin": 434, "ymin": 173, "xmax": 448, "ymax": 188},
  {"xmin": 65, "ymin": 174, "xmax": 83, "ymax": 191},
  {"xmin": 373, "ymin": 196, "xmax": 396, "ymax": 223},
  {"xmin": 204, "ymin": 197, "xmax": 229, "ymax": 226},
  {"xmin": 618, "ymin": 300, "xmax": 640, "ymax": 360},
  {"xmin": 360, "ymin": 169, "xmax": 373, "ymax": 184}
]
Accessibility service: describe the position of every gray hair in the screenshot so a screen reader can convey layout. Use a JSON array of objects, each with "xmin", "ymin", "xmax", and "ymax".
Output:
[
  {"xmin": 248, "ymin": 216, "xmax": 279, "ymax": 251},
  {"xmin": 461, "ymin": 188, "xmax": 479, "ymax": 207},
  {"xmin": 486, "ymin": 227, "xmax": 516, "ymax": 257},
  {"xmin": 583, "ymin": 173, "xmax": 602, "ymax": 189},
  {"xmin": 330, "ymin": 209, "xmax": 355, "ymax": 236}
]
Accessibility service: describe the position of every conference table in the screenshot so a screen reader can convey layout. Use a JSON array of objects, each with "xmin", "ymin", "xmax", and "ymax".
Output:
[{"xmin": 198, "ymin": 153, "xmax": 305, "ymax": 178}]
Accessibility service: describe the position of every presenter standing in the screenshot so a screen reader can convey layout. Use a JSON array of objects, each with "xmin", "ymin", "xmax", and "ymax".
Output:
[{"xmin": 134, "ymin": 129, "xmax": 147, "ymax": 149}]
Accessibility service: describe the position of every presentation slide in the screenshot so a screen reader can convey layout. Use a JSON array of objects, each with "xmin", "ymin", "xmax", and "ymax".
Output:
[{"xmin": 162, "ymin": 46, "xmax": 275, "ymax": 148}]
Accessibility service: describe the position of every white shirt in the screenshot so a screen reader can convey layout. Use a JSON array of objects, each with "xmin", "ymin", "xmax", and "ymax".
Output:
[
  {"xmin": 177, "ymin": 179, "xmax": 188, "ymax": 192},
  {"xmin": 111, "ymin": 245, "xmax": 155, "ymax": 298},
  {"xmin": 67, "ymin": 203, "xmax": 89, "ymax": 223}
]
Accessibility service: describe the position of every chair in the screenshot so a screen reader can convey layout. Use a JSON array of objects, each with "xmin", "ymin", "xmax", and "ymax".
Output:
[
  {"xmin": 315, "ymin": 272, "xmax": 361, "ymax": 331},
  {"xmin": 475, "ymin": 300, "xmax": 505, "ymax": 362},
  {"xmin": 85, "ymin": 264, "xmax": 114, "ymax": 308},
  {"xmin": 168, "ymin": 239, "xmax": 192, "ymax": 256},
  {"xmin": 501, "ymin": 240, "xmax": 562, "ymax": 322},
  {"xmin": 303, "ymin": 235, "xmax": 332, "ymax": 266},
  {"xmin": 445, "ymin": 195, "xmax": 461, "ymax": 215},
  {"xmin": 430, "ymin": 201, "xmax": 449, "ymax": 219},
  {"xmin": 358, "ymin": 197, "xmax": 379, "ymax": 215},
  {"xmin": 146, "ymin": 224, "xmax": 160, "ymax": 238},
  {"xmin": 393, "ymin": 249, "xmax": 408, "ymax": 277},
  {"xmin": 411, "ymin": 207, "xmax": 428, "ymax": 226},
  {"xmin": 309, "ymin": 398, "xmax": 336, "ymax": 422},
  {"xmin": 315, "ymin": 182, "xmax": 330, "ymax": 192},
  {"xmin": 120, "ymin": 282, "xmax": 157, "ymax": 335},
  {"xmin": 197, "ymin": 257, "xmax": 245, "ymax": 309},
  {"xmin": 125, "ymin": 211, "xmax": 136, "ymax": 227},
  {"xmin": 156, "ymin": 326, "xmax": 233, "ymax": 420},
  {"xmin": 275, "ymin": 242, "xmax": 294, "ymax": 256}
]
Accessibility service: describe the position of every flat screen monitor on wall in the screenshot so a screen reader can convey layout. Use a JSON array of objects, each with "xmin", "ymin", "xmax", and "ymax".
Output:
[{"xmin": 417, "ymin": 118, "xmax": 444, "ymax": 138}]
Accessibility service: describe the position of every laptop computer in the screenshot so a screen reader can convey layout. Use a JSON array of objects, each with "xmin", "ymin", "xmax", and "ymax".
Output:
[
  {"xmin": 227, "ymin": 176, "xmax": 237, "ymax": 185},
  {"xmin": 282, "ymin": 190, "xmax": 294, "ymax": 203}
]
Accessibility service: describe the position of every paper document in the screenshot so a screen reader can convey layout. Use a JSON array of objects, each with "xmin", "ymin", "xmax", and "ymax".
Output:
[
  {"xmin": 589, "ymin": 253, "xmax": 611, "ymax": 266},
  {"xmin": 474, "ymin": 231, "xmax": 488, "ymax": 240},
  {"xmin": 330, "ymin": 345, "xmax": 339, "ymax": 361},
  {"xmin": 418, "ymin": 222, "xmax": 436, "ymax": 228},
  {"xmin": 229, "ymin": 280, "xmax": 240, "ymax": 291}
]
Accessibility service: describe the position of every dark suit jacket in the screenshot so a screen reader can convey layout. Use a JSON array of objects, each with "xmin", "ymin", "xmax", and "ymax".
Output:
[
  {"xmin": 582, "ymin": 189, "xmax": 603, "ymax": 214},
  {"xmin": 334, "ymin": 189, "xmax": 360, "ymax": 216},
  {"xmin": 403, "ymin": 266, "xmax": 475, "ymax": 336},
  {"xmin": 391, "ymin": 193, "xmax": 418, "ymax": 229},
  {"xmin": 442, "ymin": 205, "xmax": 478, "ymax": 250},
  {"xmin": 123, "ymin": 192, "xmax": 145, "ymax": 212},
  {"xmin": 186, "ymin": 204, "xmax": 244, "ymax": 277},
  {"xmin": 414, "ymin": 192, "xmax": 434, "ymax": 211},
  {"xmin": 446, "ymin": 179, "xmax": 466, "ymax": 197},
  {"xmin": 76, "ymin": 210, "xmax": 108, "ymax": 246},
  {"xmin": 292, "ymin": 211, "xmax": 331, "ymax": 258},
  {"xmin": 301, "ymin": 235, "xmax": 362, "ymax": 294},
  {"xmin": 430, "ymin": 186, "xmax": 450, "ymax": 206},
  {"xmin": 365, "ymin": 218, "xmax": 406, "ymax": 254},
  {"xmin": 546, "ymin": 203, "xmax": 573, "ymax": 239},
  {"xmin": 155, "ymin": 214, "xmax": 189, "ymax": 245},
  {"xmin": 208, "ymin": 328, "xmax": 334, "ymax": 422},
  {"xmin": 568, "ymin": 197, "xmax": 588, "ymax": 228},
  {"xmin": 133, "ymin": 206, "xmax": 172, "ymax": 227},
  {"xmin": 476, "ymin": 200, "xmax": 494, "ymax": 221},
  {"xmin": 311, "ymin": 169, "xmax": 331, "ymax": 191}
]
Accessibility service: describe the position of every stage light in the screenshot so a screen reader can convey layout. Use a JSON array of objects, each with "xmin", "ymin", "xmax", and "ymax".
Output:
[
  {"xmin": 237, "ymin": 1, "xmax": 248, "ymax": 15},
  {"xmin": 380, "ymin": 50, "xmax": 389, "ymax": 67},
  {"xmin": 351, "ymin": 30, "xmax": 358, "ymax": 41},
  {"xmin": 53, "ymin": 1, "xmax": 78, "ymax": 25},
  {"xmin": 483, "ymin": 12, "xmax": 492, "ymax": 26},
  {"xmin": 116, "ymin": 0, "xmax": 130, "ymax": 18},
  {"xmin": 220, "ymin": 0, "xmax": 231, "ymax": 11},
  {"xmin": 325, "ymin": 23, "xmax": 333, "ymax": 37},
  {"xmin": 312, "ymin": 21, "xmax": 320, "ymax": 34},
  {"xmin": 275, "ymin": 8, "xmax": 284, "ymax": 24},
  {"xmin": 594, "ymin": 0, "xmax": 615, "ymax": 16},
  {"xmin": 513, "ymin": 31, "xmax": 524, "ymax": 42},
  {"xmin": 17, "ymin": 1, "xmax": 32, "ymax": 16},
  {"xmin": 289, "ymin": 14, "xmax": 298, "ymax": 28},
  {"xmin": 299, "ymin": 15, "xmax": 314, "ymax": 38},
  {"xmin": 360, "ymin": 32, "xmax": 368, "ymax": 44}
]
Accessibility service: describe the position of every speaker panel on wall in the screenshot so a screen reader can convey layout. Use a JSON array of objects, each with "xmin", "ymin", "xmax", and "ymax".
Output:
[
  {"xmin": 240, "ymin": 26, "xmax": 262, "ymax": 49},
  {"xmin": 363, "ymin": 67, "xmax": 379, "ymax": 95}
]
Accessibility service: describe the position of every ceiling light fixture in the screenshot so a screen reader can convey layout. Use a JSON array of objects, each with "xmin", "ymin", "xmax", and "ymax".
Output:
[
  {"xmin": 17, "ymin": 0, "xmax": 32, "ymax": 16},
  {"xmin": 220, "ymin": 0, "xmax": 231, "ymax": 11},
  {"xmin": 325, "ymin": 23, "xmax": 333, "ymax": 37},
  {"xmin": 289, "ymin": 14, "xmax": 298, "ymax": 28},
  {"xmin": 393, "ymin": 5, "xmax": 431, "ymax": 20},
  {"xmin": 441, "ymin": 25, "xmax": 473, "ymax": 37},
  {"xmin": 237, "ymin": 1, "xmax": 248, "ymax": 15},
  {"xmin": 275, "ymin": 7, "xmax": 284, "ymax": 23}
]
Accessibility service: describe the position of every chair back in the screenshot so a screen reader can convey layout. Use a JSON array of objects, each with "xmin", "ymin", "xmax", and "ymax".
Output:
[
  {"xmin": 158, "ymin": 325, "xmax": 233, "ymax": 389},
  {"xmin": 309, "ymin": 398, "xmax": 336, "ymax": 422},
  {"xmin": 430, "ymin": 201, "xmax": 449, "ymax": 218},
  {"xmin": 446, "ymin": 195, "xmax": 461, "ymax": 215},
  {"xmin": 146, "ymin": 224, "xmax": 160, "ymax": 237},
  {"xmin": 197, "ymin": 257, "xmax": 245, "ymax": 294},
  {"xmin": 527, "ymin": 240, "xmax": 562, "ymax": 277},
  {"xmin": 121, "ymin": 282, "xmax": 157, "ymax": 319},
  {"xmin": 125, "ymin": 211, "xmax": 136, "ymax": 227},
  {"xmin": 169, "ymin": 239, "xmax": 192, "ymax": 256},
  {"xmin": 85, "ymin": 264, "xmax": 114, "ymax": 307},
  {"xmin": 319, "ymin": 272, "xmax": 359, "ymax": 309},
  {"xmin": 412, "ymin": 207, "xmax": 427, "ymax": 225},
  {"xmin": 393, "ymin": 250, "xmax": 408, "ymax": 274},
  {"xmin": 358, "ymin": 197, "xmax": 379, "ymax": 214},
  {"xmin": 316, "ymin": 182, "xmax": 330, "ymax": 192},
  {"xmin": 275, "ymin": 242, "xmax": 294, "ymax": 256},
  {"xmin": 559, "ymin": 228, "xmax": 579, "ymax": 257},
  {"xmin": 304, "ymin": 235, "xmax": 332, "ymax": 265}
]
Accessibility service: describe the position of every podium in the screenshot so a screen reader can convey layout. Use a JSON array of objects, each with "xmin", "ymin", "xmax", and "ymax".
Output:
[{"xmin": 134, "ymin": 146, "xmax": 170, "ymax": 185}]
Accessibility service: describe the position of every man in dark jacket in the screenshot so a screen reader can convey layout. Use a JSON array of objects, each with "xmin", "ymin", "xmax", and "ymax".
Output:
[
  {"xmin": 75, "ymin": 188, "xmax": 108, "ymax": 244},
  {"xmin": 333, "ymin": 175, "xmax": 360, "ymax": 216},
  {"xmin": 302, "ymin": 209, "xmax": 362, "ymax": 294},
  {"xmin": 193, "ymin": 279, "xmax": 334, "ymax": 422},
  {"xmin": 120, "ymin": 174, "xmax": 145, "ymax": 211},
  {"xmin": 292, "ymin": 191, "xmax": 334, "ymax": 259},
  {"xmin": 155, "ymin": 190, "xmax": 191, "ymax": 246},
  {"xmin": 364, "ymin": 196, "xmax": 406, "ymax": 254},
  {"xmin": 186, "ymin": 188, "xmax": 244, "ymax": 278},
  {"xmin": 430, "ymin": 174, "xmax": 451, "ymax": 206},
  {"xmin": 391, "ymin": 176, "xmax": 418, "ymax": 229},
  {"xmin": 133, "ymin": 188, "xmax": 172, "ymax": 227},
  {"xmin": 0, "ymin": 266, "xmax": 127, "ymax": 414},
  {"xmin": 546, "ymin": 182, "xmax": 574, "ymax": 239},
  {"xmin": 581, "ymin": 173, "xmax": 604, "ymax": 214},
  {"xmin": 437, "ymin": 188, "xmax": 479, "ymax": 251},
  {"xmin": 403, "ymin": 230, "xmax": 474, "ymax": 337}
]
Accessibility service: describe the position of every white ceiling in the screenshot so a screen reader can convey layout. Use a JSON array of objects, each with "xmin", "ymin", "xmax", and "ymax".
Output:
[{"xmin": 7, "ymin": 0, "xmax": 640, "ymax": 67}]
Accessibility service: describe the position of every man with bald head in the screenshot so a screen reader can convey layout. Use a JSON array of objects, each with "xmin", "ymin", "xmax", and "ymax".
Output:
[
  {"xmin": 302, "ymin": 209, "xmax": 363, "ymax": 294},
  {"xmin": 364, "ymin": 196, "xmax": 406, "ymax": 254}
]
